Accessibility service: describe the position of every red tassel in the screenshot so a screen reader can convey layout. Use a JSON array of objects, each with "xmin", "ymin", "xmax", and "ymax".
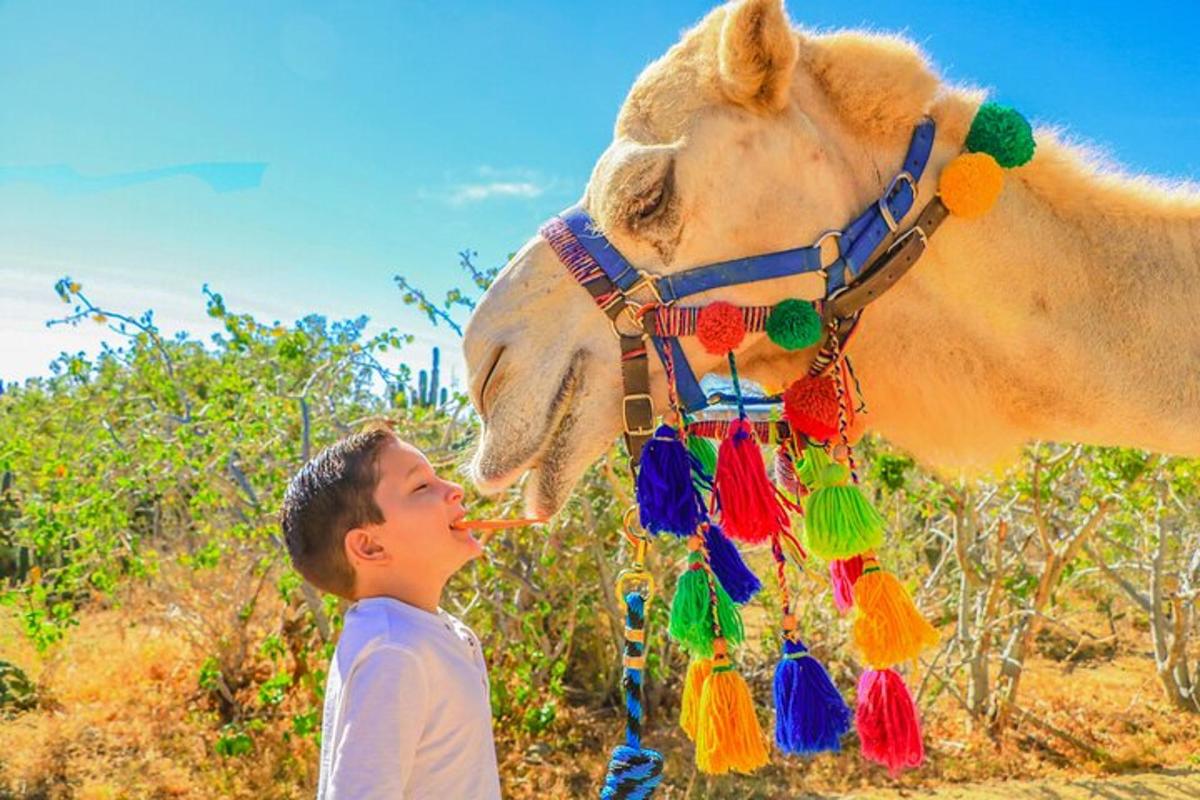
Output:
[
  {"xmin": 713, "ymin": 418, "xmax": 791, "ymax": 544},
  {"xmin": 855, "ymin": 668, "xmax": 924, "ymax": 775}
]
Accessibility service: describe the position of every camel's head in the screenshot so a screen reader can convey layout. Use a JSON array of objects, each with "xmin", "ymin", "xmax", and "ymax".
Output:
[{"xmin": 463, "ymin": 0, "xmax": 945, "ymax": 516}]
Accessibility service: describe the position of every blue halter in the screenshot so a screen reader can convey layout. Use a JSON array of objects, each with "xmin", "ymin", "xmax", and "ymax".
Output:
[{"xmin": 551, "ymin": 118, "xmax": 937, "ymax": 413}]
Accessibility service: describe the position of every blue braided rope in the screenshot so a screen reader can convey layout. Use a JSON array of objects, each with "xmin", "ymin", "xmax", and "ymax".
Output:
[{"xmin": 600, "ymin": 592, "xmax": 664, "ymax": 800}]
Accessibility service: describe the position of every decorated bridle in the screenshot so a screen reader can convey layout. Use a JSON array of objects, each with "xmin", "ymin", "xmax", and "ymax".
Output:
[{"xmin": 538, "ymin": 103, "xmax": 1035, "ymax": 796}]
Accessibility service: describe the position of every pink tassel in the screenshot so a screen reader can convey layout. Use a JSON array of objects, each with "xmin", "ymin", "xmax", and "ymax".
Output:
[{"xmin": 830, "ymin": 555, "xmax": 864, "ymax": 614}]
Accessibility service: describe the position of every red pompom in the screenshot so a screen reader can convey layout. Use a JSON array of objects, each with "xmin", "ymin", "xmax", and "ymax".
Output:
[
  {"xmin": 783, "ymin": 375, "xmax": 847, "ymax": 442},
  {"xmin": 696, "ymin": 302, "xmax": 746, "ymax": 355},
  {"xmin": 856, "ymin": 669, "xmax": 925, "ymax": 775}
]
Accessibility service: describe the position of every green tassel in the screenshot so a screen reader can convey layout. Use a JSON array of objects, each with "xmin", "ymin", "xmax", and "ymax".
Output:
[
  {"xmin": 803, "ymin": 483, "xmax": 885, "ymax": 560},
  {"xmin": 686, "ymin": 431, "xmax": 718, "ymax": 482},
  {"xmin": 669, "ymin": 552, "xmax": 744, "ymax": 657},
  {"xmin": 796, "ymin": 442, "xmax": 833, "ymax": 488}
]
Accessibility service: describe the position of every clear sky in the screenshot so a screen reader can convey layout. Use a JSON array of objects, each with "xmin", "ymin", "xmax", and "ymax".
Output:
[{"xmin": 2, "ymin": 0, "xmax": 1197, "ymax": 391}]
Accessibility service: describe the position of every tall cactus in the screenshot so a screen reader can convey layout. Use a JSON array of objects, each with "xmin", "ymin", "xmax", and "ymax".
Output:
[
  {"xmin": 429, "ymin": 347, "xmax": 440, "ymax": 409},
  {"xmin": 408, "ymin": 347, "xmax": 444, "ymax": 409}
]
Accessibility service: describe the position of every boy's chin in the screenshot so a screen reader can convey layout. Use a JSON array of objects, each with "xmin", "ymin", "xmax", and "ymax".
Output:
[{"xmin": 454, "ymin": 531, "xmax": 485, "ymax": 561}]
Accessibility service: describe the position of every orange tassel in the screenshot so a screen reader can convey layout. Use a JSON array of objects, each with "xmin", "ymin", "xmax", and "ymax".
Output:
[
  {"xmin": 680, "ymin": 657, "xmax": 712, "ymax": 740},
  {"xmin": 852, "ymin": 557, "xmax": 939, "ymax": 668},
  {"xmin": 694, "ymin": 656, "xmax": 769, "ymax": 775}
]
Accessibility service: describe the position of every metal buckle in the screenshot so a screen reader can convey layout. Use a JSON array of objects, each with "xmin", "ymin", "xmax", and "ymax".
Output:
[
  {"xmin": 813, "ymin": 229, "xmax": 843, "ymax": 279},
  {"xmin": 624, "ymin": 269, "xmax": 665, "ymax": 309},
  {"xmin": 878, "ymin": 170, "xmax": 917, "ymax": 233},
  {"xmin": 622, "ymin": 393, "xmax": 655, "ymax": 437},
  {"xmin": 616, "ymin": 506, "xmax": 655, "ymax": 607},
  {"xmin": 608, "ymin": 304, "xmax": 644, "ymax": 339},
  {"xmin": 606, "ymin": 269, "xmax": 666, "ymax": 339},
  {"xmin": 886, "ymin": 223, "xmax": 928, "ymax": 254}
]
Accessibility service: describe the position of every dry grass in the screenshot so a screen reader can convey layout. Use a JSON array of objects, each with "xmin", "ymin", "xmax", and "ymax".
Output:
[{"xmin": 2, "ymin": 588, "xmax": 1197, "ymax": 799}]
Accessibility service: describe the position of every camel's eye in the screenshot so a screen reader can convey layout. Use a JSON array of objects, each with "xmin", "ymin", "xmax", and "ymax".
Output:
[
  {"xmin": 626, "ymin": 162, "xmax": 674, "ymax": 229},
  {"xmin": 633, "ymin": 185, "xmax": 665, "ymax": 220}
]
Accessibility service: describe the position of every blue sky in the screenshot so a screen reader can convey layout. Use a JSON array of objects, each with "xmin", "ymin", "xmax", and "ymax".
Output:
[{"xmin": 2, "ymin": 0, "xmax": 1197, "ymax": 391}]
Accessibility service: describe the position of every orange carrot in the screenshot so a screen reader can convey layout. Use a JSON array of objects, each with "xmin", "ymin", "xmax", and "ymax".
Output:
[{"xmin": 456, "ymin": 517, "xmax": 548, "ymax": 548}]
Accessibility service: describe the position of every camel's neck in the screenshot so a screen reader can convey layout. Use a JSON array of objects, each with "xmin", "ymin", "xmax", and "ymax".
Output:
[
  {"xmin": 844, "ymin": 96, "xmax": 1200, "ymax": 471},
  {"xmin": 731, "ymin": 92, "xmax": 1200, "ymax": 473}
]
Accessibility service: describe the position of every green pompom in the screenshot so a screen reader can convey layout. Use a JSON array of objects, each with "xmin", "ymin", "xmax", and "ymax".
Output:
[
  {"xmin": 668, "ymin": 553, "xmax": 744, "ymax": 657},
  {"xmin": 803, "ymin": 484, "xmax": 885, "ymax": 560},
  {"xmin": 765, "ymin": 299, "xmax": 822, "ymax": 351},
  {"xmin": 966, "ymin": 102, "xmax": 1036, "ymax": 168}
]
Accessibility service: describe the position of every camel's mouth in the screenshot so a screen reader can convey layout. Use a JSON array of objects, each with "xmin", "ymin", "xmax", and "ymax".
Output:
[{"xmin": 472, "ymin": 351, "xmax": 588, "ymax": 517}]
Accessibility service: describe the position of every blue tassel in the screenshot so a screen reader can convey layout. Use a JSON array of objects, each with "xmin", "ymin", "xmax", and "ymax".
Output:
[
  {"xmin": 703, "ymin": 524, "xmax": 761, "ymax": 603},
  {"xmin": 773, "ymin": 637, "xmax": 852, "ymax": 756},
  {"xmin": 636, "ymin": 424, "xmax": 709, "ymax": 536}
]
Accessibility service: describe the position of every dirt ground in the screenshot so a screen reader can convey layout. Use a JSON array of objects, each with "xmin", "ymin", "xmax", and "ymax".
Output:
[
  {"xmin": 3, "ymin": 590, "xmax": 1197, "ymax": 799},
  {"xmin": 849, "ymin": 768, "xmax": 1200, "ymax": 799}
]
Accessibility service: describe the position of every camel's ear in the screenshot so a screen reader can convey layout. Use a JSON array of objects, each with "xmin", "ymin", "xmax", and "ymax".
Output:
[
  {"xmin": 804, "ymin": 31, "xmax": 940, "ymax": 140},
  {"xmin": 716, "ymin": 0, "xmax": 799, "ymax": 113}
]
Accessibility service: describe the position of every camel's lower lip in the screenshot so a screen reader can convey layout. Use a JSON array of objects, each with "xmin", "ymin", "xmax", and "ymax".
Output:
[{"xmin": 472, "ymin": 351, "xmax": 585, "ymax": 500}]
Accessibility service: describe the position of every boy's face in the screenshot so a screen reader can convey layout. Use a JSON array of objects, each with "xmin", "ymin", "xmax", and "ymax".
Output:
[{"xmin": 353, "ymin": 437, "xmax": 479, "ymax": 588}]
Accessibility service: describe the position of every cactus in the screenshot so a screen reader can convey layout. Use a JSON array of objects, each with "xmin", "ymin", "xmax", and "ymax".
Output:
[{"xmin": 407, "ymin": 347, "xmax": 445, "ymax": 409}]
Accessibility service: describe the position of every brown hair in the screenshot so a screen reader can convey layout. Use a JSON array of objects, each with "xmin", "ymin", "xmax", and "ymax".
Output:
[{"xmin": 279, "ymin": 420, "xmax": 400, "ymax": 599}]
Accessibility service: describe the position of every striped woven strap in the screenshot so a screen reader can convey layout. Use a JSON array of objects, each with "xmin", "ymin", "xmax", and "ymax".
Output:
[
  {"xmin": 651, "ymin": 304, "xmax": 774, "ymax": 337},
  {"xmin": 685, "ymin": 419, "xmax": 791, "ymax": 444}
]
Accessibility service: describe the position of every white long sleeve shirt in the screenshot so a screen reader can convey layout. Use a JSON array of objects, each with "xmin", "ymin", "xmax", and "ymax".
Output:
[{"xmin": 316, "ymin": 596, "xmax": 502, "ymax": 799}]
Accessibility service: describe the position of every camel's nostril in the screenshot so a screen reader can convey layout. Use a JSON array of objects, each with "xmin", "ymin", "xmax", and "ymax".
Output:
[{"xmin": 474, "ymin": 344, "xmax": 506, "ymax": 418}]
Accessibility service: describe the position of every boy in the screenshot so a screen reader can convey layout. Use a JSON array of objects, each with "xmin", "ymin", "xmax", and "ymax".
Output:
[{"xmin": 280, "ymin": 421, "xmax": 502, "ymax": 799}]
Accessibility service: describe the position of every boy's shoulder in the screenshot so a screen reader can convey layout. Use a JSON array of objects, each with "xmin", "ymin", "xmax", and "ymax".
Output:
[{"xmin": 337, "ymin": 597, "xmax": 477, "ymax": 663}]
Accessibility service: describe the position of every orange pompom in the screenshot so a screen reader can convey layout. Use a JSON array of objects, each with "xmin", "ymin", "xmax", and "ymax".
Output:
[
  {"xmin": 696, "ymin": 302, "xmax": 746, "ymax": 355},
  {"xmin": 783, "ymin": 375, "xmax": 848, "ymax": 442},
  {"xmin": 939, "ymin": 152, "xmax": 1004, "ymax": 219}
]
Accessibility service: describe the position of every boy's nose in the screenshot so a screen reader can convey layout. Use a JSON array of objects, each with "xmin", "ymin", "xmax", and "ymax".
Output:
[{"xmin": 445, "ymin": 481, "xmax": 465, "ymax": 503}]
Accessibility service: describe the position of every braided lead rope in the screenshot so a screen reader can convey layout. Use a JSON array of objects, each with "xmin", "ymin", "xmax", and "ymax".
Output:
[{"xmin": 600, "ymin": 591, "xmax": 664, "ymax": 800}]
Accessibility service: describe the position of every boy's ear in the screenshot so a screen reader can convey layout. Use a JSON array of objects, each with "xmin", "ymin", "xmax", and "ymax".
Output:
[{"xmin": 345, "ymin": 528, "xmax": 387, "ymax": 563}]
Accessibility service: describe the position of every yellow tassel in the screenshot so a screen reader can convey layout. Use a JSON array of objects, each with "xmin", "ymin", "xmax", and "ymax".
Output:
[
  {"xmin": 680, "ymin": 657, "xmax": 712, "ymax": 740},
  {"xmin": 852, "ymin": 561, "xmax": 939, "ymax": 668},
  {"xmin": 694, "ymin": 660, "xmax": 769, "ymax": 775}
]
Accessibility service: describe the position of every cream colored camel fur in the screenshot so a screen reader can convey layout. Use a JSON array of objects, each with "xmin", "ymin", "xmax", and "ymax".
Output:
[{"xmin": 462, "ymin": 0, "xmax": 1200, "ymax": 516}]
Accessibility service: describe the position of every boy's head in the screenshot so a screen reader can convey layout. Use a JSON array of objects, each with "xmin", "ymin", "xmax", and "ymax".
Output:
[{"xmin": 280, "ymin": 421, "xmax": 478, "ymax": 602}]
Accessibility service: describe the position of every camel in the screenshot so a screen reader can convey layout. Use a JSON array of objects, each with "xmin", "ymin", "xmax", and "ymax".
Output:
[{"xmin": 462, "ymin": 0, "xmax": 1200, "ymax": 518}]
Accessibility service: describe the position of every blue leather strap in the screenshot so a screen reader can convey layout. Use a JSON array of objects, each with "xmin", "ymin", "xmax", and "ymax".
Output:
[
  {"xmin": 561, "ymin": 205, "xmax": 645, "ymax": 292},
  {"xmin": 656, "ymin": 245, "xmax": 824, "ymax": 303},
  {"xmin": 552, "ymin": 116, "xmax": 937, "ymax": 415},
  {"xmin": 649, "ymin": 336, "xmax": 708, "ymax": 412},
  {"xmin": 826, "ymin": 119, "xmax": 936, "ymax": 294}
]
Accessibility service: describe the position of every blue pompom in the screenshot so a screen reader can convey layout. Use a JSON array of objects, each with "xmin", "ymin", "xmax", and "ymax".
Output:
[
  {"xmin": 703, "ymin": 524, "xmax": 761, "ymax": 603},
  {"xmin": 636, "ymin": 425, "xmax": 709, "ymax": 536},
  {"xmin": 773, "ymin": 637, "xmax": 852, "ymax": 755}
]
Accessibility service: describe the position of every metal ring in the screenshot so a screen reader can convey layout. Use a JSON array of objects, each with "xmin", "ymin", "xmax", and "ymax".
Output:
[
  {"xmin": 622, "ymin": 506, "xmax": 652, "ymax": 547},
  {"xmin": 615, "ymin": 568, "xmax": 656, "ymax": 608}
]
